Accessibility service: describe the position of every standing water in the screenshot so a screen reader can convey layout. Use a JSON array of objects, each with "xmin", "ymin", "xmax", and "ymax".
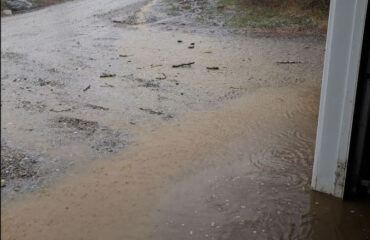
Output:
[{"xmin": 1, "ymin": 0, "xmax": 369, "ymax": 239}]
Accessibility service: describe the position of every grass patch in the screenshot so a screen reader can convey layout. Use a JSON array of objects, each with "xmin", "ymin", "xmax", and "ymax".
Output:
[
  {"xmin": 164, "ymin": 0, "xmax": 329, "ymax": 33},
  {"xmin": 217, "ymin": 0, "xmax": 328, "ymax": 29}
]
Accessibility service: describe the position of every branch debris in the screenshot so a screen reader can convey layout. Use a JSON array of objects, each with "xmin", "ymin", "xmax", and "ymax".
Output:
[
  {"xmin": 172, "ymin": 62, "xmax": 195, "ymax": 68},
  {"xmin": 83, "ymin": 85, "xmax": 91, "ymax": 92},
  {"xmin": 100, "ymin": 73, "xmax": 116, "ymax": 78},
  {"xmin": 139, "ymin": 108, "xmax": 163, "ymax": 115},
  {"xmin": 276, "ymin": 61, "xmax": 302, "ymax": 64}
]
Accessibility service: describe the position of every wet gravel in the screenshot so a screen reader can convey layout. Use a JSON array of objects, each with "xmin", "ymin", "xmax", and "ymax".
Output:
[
  {"xmin": 53, "ymin": 116, "xmax": 130, "ymax": 153},
  {"xmin": 1, "ymin": 141, "xmax": 39, "ymax": 188}
]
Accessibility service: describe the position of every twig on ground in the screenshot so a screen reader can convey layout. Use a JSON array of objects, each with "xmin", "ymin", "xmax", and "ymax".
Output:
[
  {"xmin": 150, "ymin": 64, "xmax": 163, "ymax": 68},
  {"xmin": 172, "ymin": 62, "xmax": 195, "ymax": 68},
  {"xmin": 119, "ymin": 54, "xmax": 133, "ymax": 57},
  {"xmin": 100, "ymin": 73, "xmax": 116, "ymax": 78},
  {"xmin": 139, "ymin": 108, "xmax": 163, "ymax": 115},
  {"xmin": 83, "ymin": 85, "xmax": 91, "ymax": 92},
  {"xmin": 276, "ymin": 61, "xmax": 302, "ymax": 64}
]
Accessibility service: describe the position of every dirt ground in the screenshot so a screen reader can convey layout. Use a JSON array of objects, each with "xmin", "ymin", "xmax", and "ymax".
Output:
[{"xmin": 1, "ymin": 0, "xmax": 369, "ymax": 239}]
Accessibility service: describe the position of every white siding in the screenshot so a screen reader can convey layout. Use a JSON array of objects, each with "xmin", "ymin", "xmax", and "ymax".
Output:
[{"xmin": 311, "ymin": 0, "xmax": 368, "ymax": 198}]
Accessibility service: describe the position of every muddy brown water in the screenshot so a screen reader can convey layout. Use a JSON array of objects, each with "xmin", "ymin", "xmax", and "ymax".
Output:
[
  {"xmin": 1, "ymin": 0, "xmax": 369, "ymax": 239},
  {"xmin": 2, "ymin": 87, "xmax": 370, "ymax": 240}
]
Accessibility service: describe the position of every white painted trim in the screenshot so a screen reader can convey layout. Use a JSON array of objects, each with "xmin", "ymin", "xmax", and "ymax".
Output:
[{"xmin": 311, "ymin": 0, "xmax": 368, "ymax": 198}]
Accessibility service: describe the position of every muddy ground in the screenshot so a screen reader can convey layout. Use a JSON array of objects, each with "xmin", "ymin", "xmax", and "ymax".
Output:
[{"xmin": 1, "ymin": 0, "xmax": 369, "ymax": 239}]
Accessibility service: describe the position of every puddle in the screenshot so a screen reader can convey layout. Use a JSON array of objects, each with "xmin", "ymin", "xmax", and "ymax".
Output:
[
  {"xmin": 2, "ymin": 87, "xmax": 369, "ymax": 240},
  {"xmin": 1, "ymin": 0, "xmax": 368, "ymax": 239}
]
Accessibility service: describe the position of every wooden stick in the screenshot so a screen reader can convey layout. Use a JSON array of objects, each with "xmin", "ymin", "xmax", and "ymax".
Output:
[{"xmin": 172, "ymin": 62, "xmax": 195, "ymax": 68}]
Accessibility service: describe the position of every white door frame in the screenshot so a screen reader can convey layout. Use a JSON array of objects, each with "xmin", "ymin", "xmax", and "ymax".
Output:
[{"xmin": 311, "ymin": 0, "xmax": 368, "ymax": 198}]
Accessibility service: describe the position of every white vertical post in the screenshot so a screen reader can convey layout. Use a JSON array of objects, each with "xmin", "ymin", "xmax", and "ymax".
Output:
[{"xmin": 311, "ymin": 0, "xmax": 368, "ymax": 198}]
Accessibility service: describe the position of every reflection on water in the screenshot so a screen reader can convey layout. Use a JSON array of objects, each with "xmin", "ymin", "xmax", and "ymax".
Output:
[
  {"xmin": 149, "ymin": 124, "xmax": 370, "ymax": 240},
  {"xmin": 148, "ymin": 89, "xmax": 370, "ymax": 240}
]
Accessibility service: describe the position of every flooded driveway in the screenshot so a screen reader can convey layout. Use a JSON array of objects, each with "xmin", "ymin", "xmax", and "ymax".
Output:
[{"xmin": 1, "ymin": 0, "xmax": 369, "ymax": 239}]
